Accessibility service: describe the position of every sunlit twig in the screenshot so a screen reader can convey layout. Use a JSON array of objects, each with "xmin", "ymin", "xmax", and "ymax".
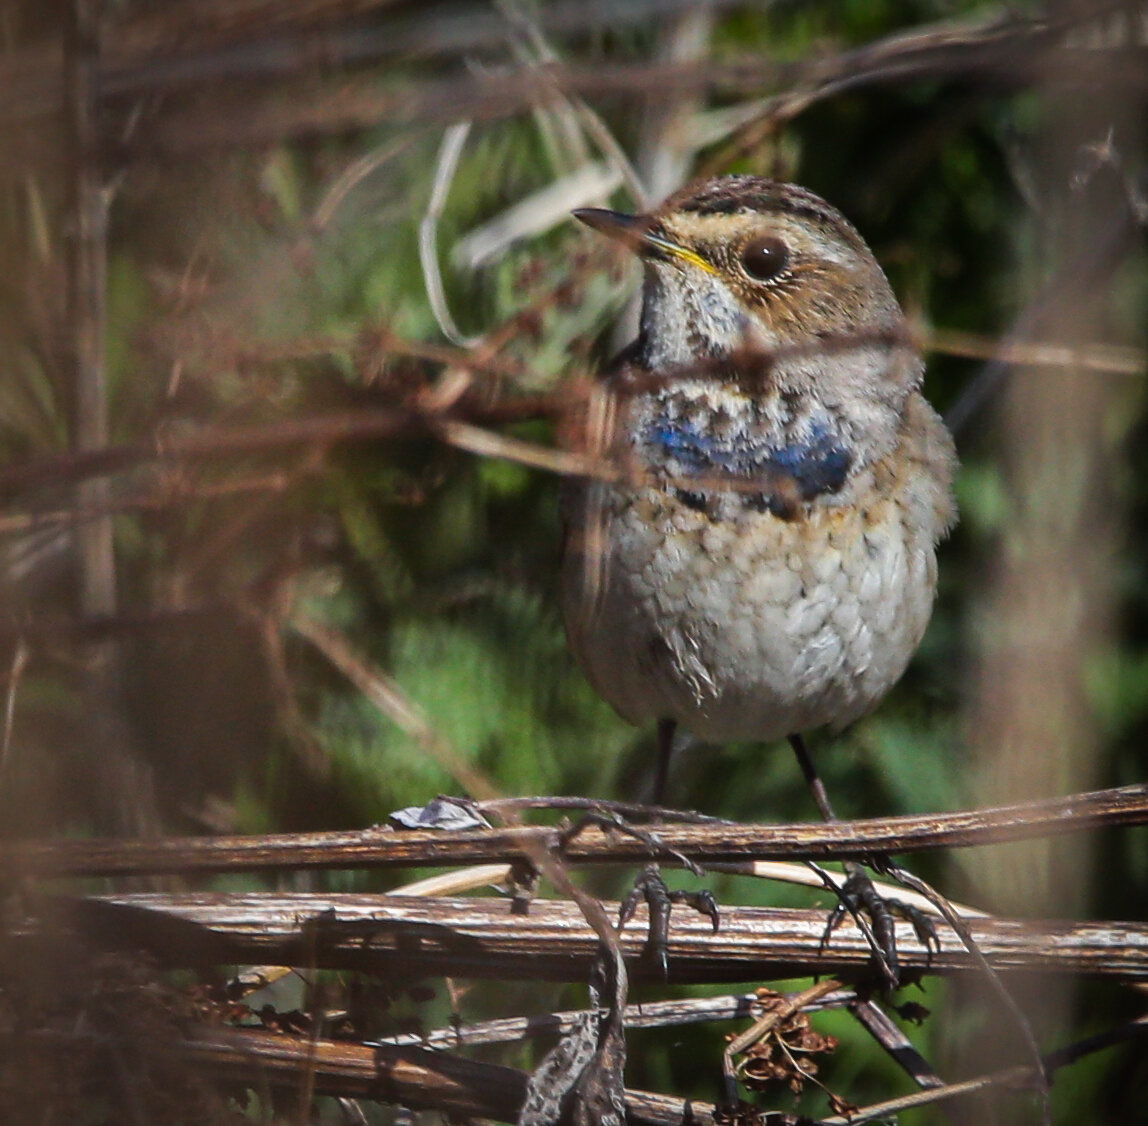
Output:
[
  {"xmin": 420, "ymin": 122, "xmax": 482, "ymax": 348},
  {"xmin": 292, "ymin": 611, "xmax": 502, "ymax": 803},
  {"xmin": 0, "ymin": 638, "xmax": 28, "ymax": 780}
]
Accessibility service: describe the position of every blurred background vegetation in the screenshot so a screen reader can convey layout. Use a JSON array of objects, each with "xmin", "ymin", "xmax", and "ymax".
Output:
[{"xmin": 1, "ymin": 0, "xmax": 1146, "ymax": 1122}]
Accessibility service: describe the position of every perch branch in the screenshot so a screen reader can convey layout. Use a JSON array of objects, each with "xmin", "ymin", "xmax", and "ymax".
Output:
[
  {"xmin": 4, "ymin": 783, "xmax": 1147, "ymax": 877},
  {"xmin": 30, "ymin": 892, "xmax": 1148, "ymax": 981}
]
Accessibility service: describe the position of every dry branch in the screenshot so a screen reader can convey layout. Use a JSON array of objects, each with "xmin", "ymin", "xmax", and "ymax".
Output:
[
  {"xmin": 927, "ymin": 326, "xmax": 1145, "ymax": 377},
  {"xmin": 37, "ymin": 892, "xmax": 1148, "ymax": 982},
  {"xmin": 368, "ymin": 989, "xmax": 852, "ymax": 1050},
  {"xmin": 4, "ymin": 2, "xmax": 1146, "ymax": 159},
  {"xmin": 0, "ymin": 0, "xmax": 743, "ymax": 127},
  {"xmin": 65, "ymin": 0, "xmax": 116, "ymax": 619},
  {"xmin": 37, "ymin": 1005, "xmax": 1148, "ymax": 1126},
  {"xmin": 5, "ymin": 782, "xmax": 1147, "ymax": 877},
  {"xmin": 0, "ymin": 406, "xmax": 416, "ymax": 497},
  {"xmin": 177, "ymin": 1026, "xmax": 709, "ymax": 1126},
  {"xmin": 133, "ymin": 45, "xmax": 1148, "ymax": 156}
]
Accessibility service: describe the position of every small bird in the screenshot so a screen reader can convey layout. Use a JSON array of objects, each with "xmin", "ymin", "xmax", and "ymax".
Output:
[{"xmin": 562, "ymin": 175, "xmax": 957, "ymax": 807}]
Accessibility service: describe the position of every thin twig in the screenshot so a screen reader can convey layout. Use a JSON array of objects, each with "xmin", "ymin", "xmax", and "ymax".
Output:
[
  {"xmin": 390, "ymin": 864, "xmax": 513, "ymax": 898},
  {"xmin": 495, "ymin": 0, "xmax": 649, "ymax": 207},
  {"xmin": 0, "ymin": 638, "xmax": 29, "ymax": 780},
  {"xmin": 887, "ymin": 862, "xmax": 1051, "ymax": 1125},
  {"xmin": 115, "ymin": 9, "xmax": 1148, "ymax": 154},
  {"xmin": 926, "ymin": 325, "xmax": 1145, "ymax": 376},
  {"xmin": 944, "ymin": 196, "xmax": 1143, "ymax": 434},
  {"xmin": 478, "ymin": 794, "xmax": 729, "ymax": 823},
  {"xmin": 310, "ymin": 136, "xmax": 412, "ymax": 233},
  {"xmin": 699, "ymin": 2, "xmax": 1127, "ymax": 175},
  {"xmin": 0, "ymin": 320, "xmax": 1095, "ymax": 503},
  {"xmin": 419, "ymin": 122, "xmax": 481, "ymax": 348},
  {"xmin": 291, "ymin": 612, "xmax": 502, "ymax": 803},
  {"xmin": 369, "ymin": 988, "xmax": 857, "ymax": 1050},
  {"xmin": 706, "ymin": 859, "xmax": 989, "ymax": 919},
  {"xmin": 0, "ymin": 468, "xmax": 303, "ymax": 534},
  {"xmin": 818, "ymin": 1012, "xmax": 1148, "ymax": 1125}
]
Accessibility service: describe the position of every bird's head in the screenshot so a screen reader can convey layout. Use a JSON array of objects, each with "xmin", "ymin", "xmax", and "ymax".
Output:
[{"xmin": 574, "ymin": 175, "xmax": 909, "ymax": 377}]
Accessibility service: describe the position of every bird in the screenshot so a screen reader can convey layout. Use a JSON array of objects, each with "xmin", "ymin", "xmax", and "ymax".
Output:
[{"xmin": 561, "ymin": 175, "xmax": 958, "ymax": 813}]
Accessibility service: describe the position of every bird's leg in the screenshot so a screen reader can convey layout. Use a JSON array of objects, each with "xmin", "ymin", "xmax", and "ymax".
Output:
[
  {"xmin": 788, "ymin": 734, "xmax": 937, "ymax": 988},
  {"xmin": 610, "ymin": 719, "xmax": 718, "ymax": 976},
  {"xmin": 788, "ymin": 731, "xmax": 838, "ymax": 822}
]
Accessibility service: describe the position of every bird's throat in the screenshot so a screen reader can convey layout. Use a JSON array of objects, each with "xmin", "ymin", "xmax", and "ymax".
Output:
[{"xmin": 637, "ymin": 265, "xmax": 767, "ymax": 372}]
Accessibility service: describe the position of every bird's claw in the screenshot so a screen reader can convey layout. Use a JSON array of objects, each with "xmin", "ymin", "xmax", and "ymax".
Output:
[
  {"xmin": 619, "ymin": 864, "xmax": 720, "ymax": 977},
  {"xmin": 820, "ymin": 862, "xmax": 939, "ymax": 989}
]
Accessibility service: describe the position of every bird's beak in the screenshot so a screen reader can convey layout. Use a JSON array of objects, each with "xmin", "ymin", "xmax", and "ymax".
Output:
[{"xmin": 572, "ymin": 208, "xmax": 716, "ymax": 274}]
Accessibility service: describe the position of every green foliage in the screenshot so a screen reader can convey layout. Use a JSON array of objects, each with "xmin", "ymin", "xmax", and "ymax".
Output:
[{"xmin": 313, "ymin": 584, "xmax": 628, "ymax": 820}]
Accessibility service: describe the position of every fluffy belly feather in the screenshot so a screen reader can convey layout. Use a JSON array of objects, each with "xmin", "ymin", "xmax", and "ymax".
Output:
[{"xmin": 563, "ymin": 472, "xmax": 940, "ymax": 743}]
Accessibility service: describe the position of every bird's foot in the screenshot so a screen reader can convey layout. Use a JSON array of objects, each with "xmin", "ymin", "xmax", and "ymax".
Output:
[
  {"xmin": 619, "ymin": 863, "xmax": 719, "ymax": 977},
  {"xmin": 556, "ymin": 808, "xmax": 706, "ymax": 875},
  {"xmin": 820, "ymin": 859, "xmax": 939, "ymax": 989},
  {"xmin": 554, "ymin": 812, "xmax": 717, "ymax": 975}
]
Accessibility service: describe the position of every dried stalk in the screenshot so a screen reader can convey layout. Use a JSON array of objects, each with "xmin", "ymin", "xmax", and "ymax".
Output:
[
  {"xmin": 5, "ymin": 782, "xmax": 1147, "ymax": 877},
  {"xmin": 178, "ymin": 1026, "xmax": 708, "ymax": 1126},
  {"xmin": 369, "ymin": 988, "xmax": 854, "ymax": 1050},
  {"xmin": 32, "ymin": 1007, "xmax": 1144, "ymax": 1126},
  {"xmin": 37, "ymin": 892, "xmax": 1148, "ymax": 981}
]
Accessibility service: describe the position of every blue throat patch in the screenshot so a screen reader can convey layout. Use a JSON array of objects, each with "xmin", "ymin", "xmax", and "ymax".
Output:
[{"xmin": 646, "ymin": 416, "xmax": 852, "ymax": 502}]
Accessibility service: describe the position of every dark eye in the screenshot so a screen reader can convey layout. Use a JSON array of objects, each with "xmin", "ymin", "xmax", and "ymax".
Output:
[{"xmin": 740, "ymin": 236, "xmax": 789, "ymax": 281}]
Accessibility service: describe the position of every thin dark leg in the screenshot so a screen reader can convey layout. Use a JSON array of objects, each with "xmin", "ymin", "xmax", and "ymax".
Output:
[
  {"xmin": 653, "ymin": 718, "xmax": 677, "ymax": 805},
  {"xmin": 788, "ymin": 733, "xmax": 837, "ymax": 823},
  {"xmin": 790, "ymin": 732, "xmax": 937, "ymax": 987}
]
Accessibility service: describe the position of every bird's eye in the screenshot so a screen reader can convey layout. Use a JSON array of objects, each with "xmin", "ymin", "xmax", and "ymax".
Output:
[{"xmin": 740, "ymin": 236, "xmax": 789, "ymax": 282}]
